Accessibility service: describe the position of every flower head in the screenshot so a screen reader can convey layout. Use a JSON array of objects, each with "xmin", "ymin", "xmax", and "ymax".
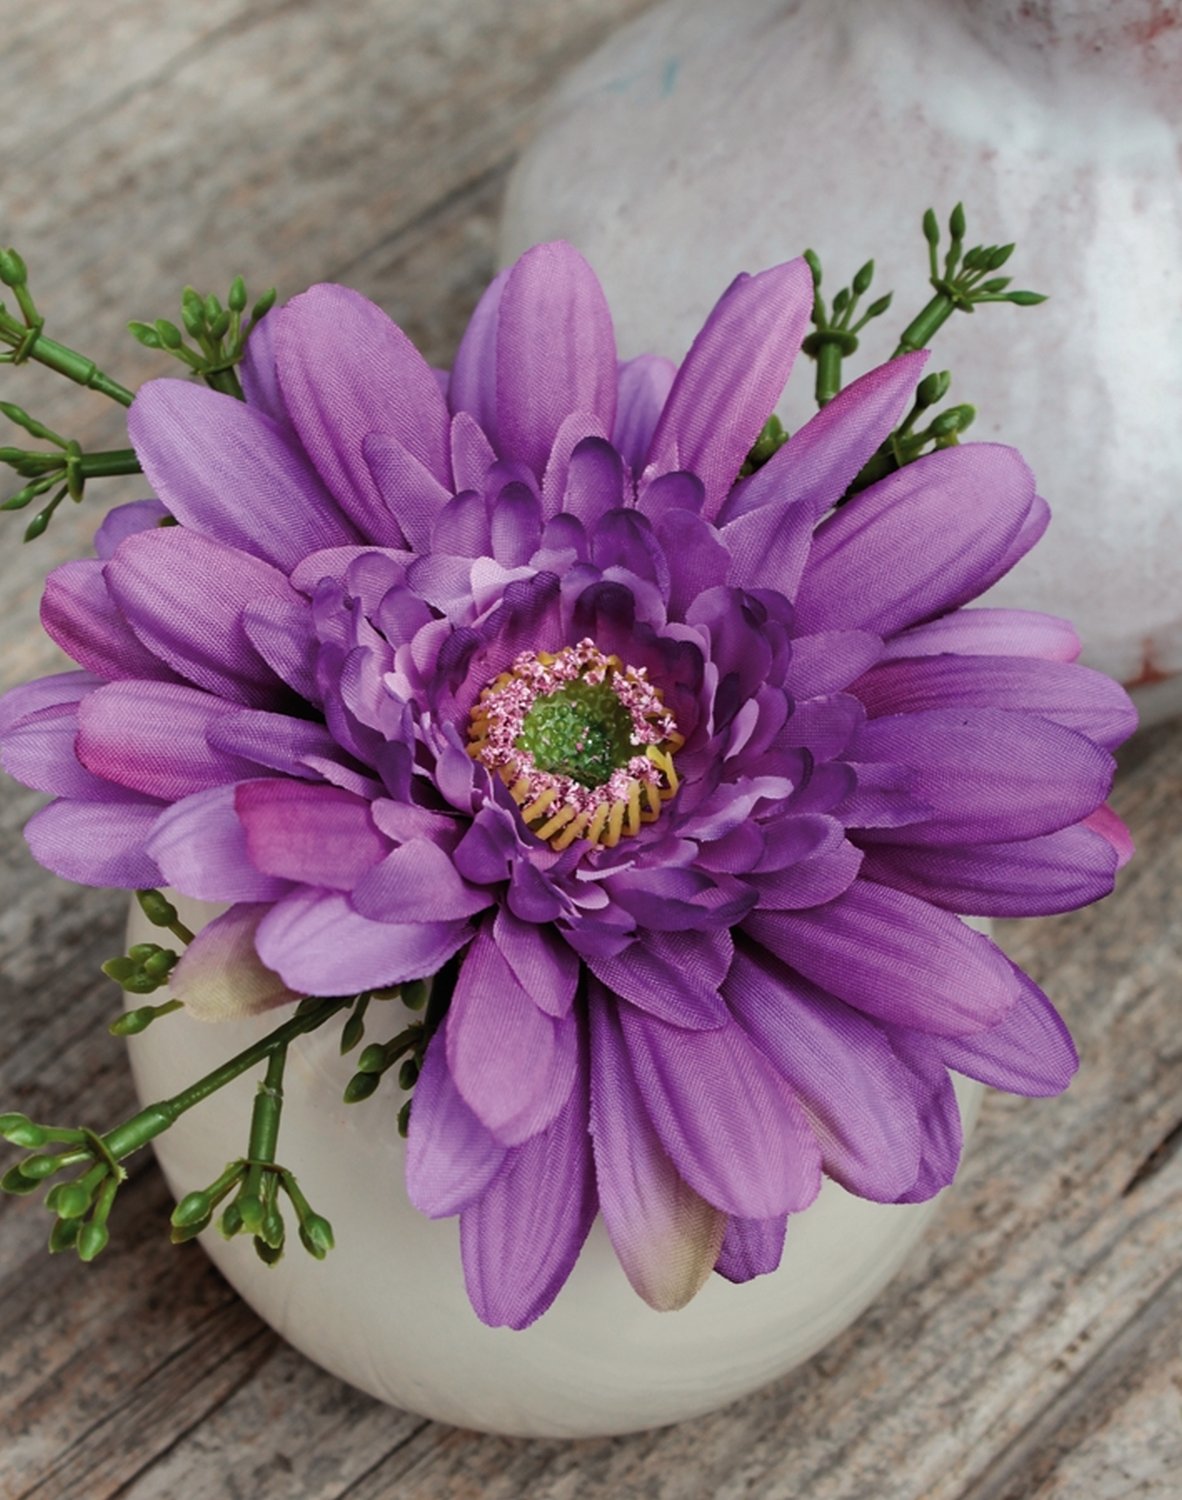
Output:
[{"xmin": 0, "ymin": 242, "xmax": 1135, "ymax": 1326}]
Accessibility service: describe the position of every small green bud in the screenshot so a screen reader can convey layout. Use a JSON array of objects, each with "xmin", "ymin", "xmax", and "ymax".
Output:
[
  {"xmin": 208, "ymin": 310, "xmax": 231, "ymax": 342},
  {"xmin": 987, "ymin": 243, "xmax": 1015, "ymax": 271},
  {"xmin": 979, "ymin": 277, "xmax": 1011, "ymax": 295},
  {"xmin": 136, "ymin": 889, "xmax": 179, "ymax": 929},
  {"xmin": 219, "ymin": 1201, "xmax": 244, "ymax": 1238},
  {"xmin": 250, "ymin": 287, "xmax": 278, "ymax": 323},
  {"xmin": 372, "ymin": 983, "xmax": 405, "ymax": 1003},
  {"xmin": 48, "ymin": 1216, "xmax": 81, "ymax": 1254},
  {"xmin": 922, "ymin": 208, "xmax": 940, "ymax": 248},
  {"xmin": 864, "ymin": 292, "xmax": 892, "ymax": 320},
  {"xmin": 24, "ymin": 509, "xmax": 52, "ymax": 543},
  {"xmin": 1006, "ymin": 290, "xmax": 1048, "ymax": 306},
  {"xmin": 962, "ymin": 246, "xmax": 986, "ymax": 273},
  {"xmin": 171, "ymin": 1216, "xmax": 211, "ymax": 1244},
  {"xmin": 0, "ymin": 1113, "xmax": 47, "ymax": 1149},
  {"xmin": 260, "ymin": 1206, "xmax": 285, "ymax": 1250},
  {"xmin": 171, "ymin": 1190, "xmax": 213, "ymax": 1228},
  {"xmin": 142, "ymin": 948, "xmax": 178, "ymax": 980},
  {"xmin": 53, "ymin": 1180, "xmax": 96, "ymax": 1219},
  {"xmin": 949, "ymin": 203, "xmax": 966, "ymax": 240},
  {"xmin": 77, "ymin": 1221, "xmax": 110, "ymax": 1262},
  {"xmin": 0, "ymin": 247, "xmax": 29, "ymax": 286},
  {"xmin": 340, "ymin": 1011, "xmax": 366, "ymax": 1054},
  {"xmin": 15, "ymin": 1152, "xmax": 64, "ymax": 1182},
  {"xmin": 127, "ymin": 942, "xmax": 159, "ymax": 963},
  {"xmin": 237, "ymin": 1193, "xmax": 264, "ymax": 1234},
  {"xmin": 343, "ymin": 1072, "xmax": 380, "ymax": 1104},
  {"xmin": 228, "ymin": 276, "xmax": 248, "ymax": 313},
  {"xmin": 802, "ymin": 249, "xmax": 822, "ymax": 288},
  {"xmin": 255, "ymin": 1237, "xmax": 284, "ymax": 1266},
  {"xmin": 356, "ymin": 1042, "xmax": 387, "ymax": 1075},
  {"xmin": 832, "ymin": 287, "xmax": 850, "ymax": 317},
  {"xmin": 916, "ymin": 370, "xmax": 952, "ymax": 407},
  {"xmin": 154, "ymin": 319, "xmax": 183, "ymax": 350},
  {"xmin": 398, "ymin": 1057, "xmax": 420, "ymax": 1091},
  {"xmin": 298, "ymin": 1212, "xmax": 335, "ymax": 1259},
  {"xmin": 397, "ymin": 1098, "xmax": 412, "ymax": 1138},
  {"xmin": 102, "ymin": 956, "xmax": 136, "ymax": 983},
  {"xmin": 109, "ymin": 1008, "xmax": 150, "ymax": 1035},
  {"xmin": 180, "ymin": 288, "xmax": 206, "ymax": 337},
  {"xmin": 128, "ymin": 321, "xmax": 163, "ymax": 349},
  {"xmin": 121, "ymin": 972, "xmax": 160, "ymax": 996},
  {"xmin": 852, "ymin": 260, "xmax": 874, "ymax": 296},
  {"xmin": 204, "ymin": 293, "xmax": 223, "ymax": 323},
  {"xmin": 1, "ymin": 1163, "xmax": 41, "ymax": 1195}
]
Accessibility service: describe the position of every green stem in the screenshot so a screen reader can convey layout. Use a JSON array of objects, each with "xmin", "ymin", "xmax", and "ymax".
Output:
[
  {"xmin": 103, "ymin": 997, "xmax": 349, "ymax": 1161},
  {"xmin": 0, "ymin": 315, "xmax": 135, "ymax": 407},
  {"xmin": 79, "ymin": 448, "xmax": 142, "ymax": 479},
  {"xmin": 815, "ymin": 342, "xmax": 843, "ymax": 407},
  {"xmin": 893, "ymin": 292, "xmax": 956, "ymax": 357}
]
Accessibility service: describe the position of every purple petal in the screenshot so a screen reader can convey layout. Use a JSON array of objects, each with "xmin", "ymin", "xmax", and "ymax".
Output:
[
  {"xmin": 859, "ymin": 823, "xmax": 1119, "ymax": 917},
  {"xmin": 887, "ymin": 1035, "xmax": 963, "ymax": 1203},
  {"xmin": 350, "ymin": 839, "xmax": 493, "ymax": 924},
  {"xmin": 561, "ymin": 437, "xmax": 628, "ymax": 528},
  {"xmin": 128, "ymin": 379, "xmax": 357, "ymax": 570},
  {"xmin": 105, "ymin": 528, "xmax": 297, "ymax": 706},
  {"xmin": 449, "ymin": 267, "xmax": 510, "ymax": 442},
  {"xmin": 784, "ymin": 631, "xmax": 884, "ymax": 699},
  {"xmin": 753, "ymin": 833, "xmax": 864, "ymax": 909},
  {"xmin": 1084, "ymin": 804, "xmax": 1135, "ymax": 869},
  {"xmin": 925, "ymin": 965, "xmax": 1078, "ymax": 1096},
  {"xmin": 720, "ymin": 492, "xmax": 815, "ymax": 597},
  {"xmin": 853, "ymin": 655, "xmax": 1136, "ymax": 751},
  {"xmin": 0, "ymin": 671, "xmax": 100, "ymax": 737},
  {"xmin": 93, "ymin": 499, "xmax": 170, "ymax": 560},
  {"xmin": 648, "ymin": 258, "xmax": 813, "ymax": 520},
  {"xmin": 974, "ymin": 493, "xmax": 1050, "ymax": 596},
  {"xmin": 0, "ymin": 702, "xmax": 111, "ymax": 799},
  {"xmin": 361, "ymin": 431, "xmax": 451, "ymax": 554},
  {"xmin": 792, "ymin": 445, "xmax": 1035, "ymax": 638},
  {"xmin": 25, "ymin": 796, "xmax": 163, "ymax": 888},
  {"xmin": 655, "ymin": 510, "xmax": 731, "ymax": 621},
  {"xmin": 849, "ymin": 708, "xmax": 1115, "ymax": 847},
  {"xmin": 719, "ymin": 352, "xmax": 929, "ymax": 524},
  {"xmin": 586, "ymin": 928, "xmax": 730, "ymax": 1029},
  {"xmin": 147, "ymin": 784, "xmax": 291, "ymax": 902},
  {"xmin": 275, "ymin": 283, "xmax": 451, "ymax": 539},
  {"xmin": 618, "ymin": 1004, "xmax": 823, "ymax": 1218},
  {"xmin": 76, "ymin": 680, "xmax": 256, "ymax": 800},
  {"xmin": 724, "ymin": 946, "xmax": 921, "ymax": 1200},
  {"xmin": 495, "ymin": 242, "xmax": 617, "ymax": 477},
  {"xmin": 714, "ymin": 1216, "xmax": 788, "ymax": 1283},
  {"xmin": 235, "ymin": 778, "xmax": 388, "ymax": 890},
  {"xmin": 493, "ymin": 906, "xmax": 579, "ymax": 1018},
  {"xmin": 255, "ymin": 888, "xmax": 471, "ymax": 994},
  {"xmin": 459, "ymin": 1052, "xmax": 596, "ymax": 1330},
  {"xmin": 405, "ymin": 1028, "xmax": 507, "ymax": 1218},
  {"xmin": 489, "ymin": 481, "xmax": 543, "ymax": 567},
  {"xmin": 446, "ymin": 920, "xmax": 579, "ymax": 1146},
  {"xmin": 205, "ymin": 707, "xmax": 353, "ymax": 782},
  {"xmin": 589, "ymin": 994, "xmax": 726, "ymax": 1310},
  {"xmin": 240, "ymin": 599, "xmax": 320, "ymax": 704},
  {"xmin": 41, "ymin": 560, "xmax": 175, "ymax": 682},
  {"xmin": 746, "ymin": 882, "xmax": 1023, "ymax": 1038},
  {"xmin": 613, "ymin": 355, "xmax": 676, "ymax": 476},
  {"xmin": 171, "ymin": 903, "xmax": 301, "ymax": 1021},
  {"xmin": 882, "ymin": 607, "xmax": 1081, "ymax": 663},
  {"xmin": 239, "ymin": 307, "xmax": 287, "ymax": 424}
]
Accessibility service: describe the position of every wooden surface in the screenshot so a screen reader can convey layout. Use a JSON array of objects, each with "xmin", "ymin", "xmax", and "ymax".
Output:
[{"xmin": 0, "ymin": 4, "xmax": 1179, "ymax": 1496}]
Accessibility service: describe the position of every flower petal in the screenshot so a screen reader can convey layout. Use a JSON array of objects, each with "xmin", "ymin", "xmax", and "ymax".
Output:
[
  {"xmin": 171, "ymin": 903, "xmax": 301, "ymax": 1021},
  {"xmin": 617, "ymin": 1004, "xmax": 823, "ymax": 1218},
  {"xmin": 446, "ymin": 920, "xmax": 579, "ymax": 1146},
  {"xmin": 648, "ymin": 257, "xmax": 813, "ymax": 520},
  {"xmin": 493, "ymin": 906, "xmax": 579, "ymax": 1018},
  {"xmin": 105, "ymin": 528, "xmax": 297, "ymax": 706},
  {"xmin": 449, "ymin": 267, "xmax": 510, "ymax": 442},
  {"xmin": 792, "ymin": 445, "xmax": 1035, "ymax": 638},
  {"xmin": 41, "ymin": 560, "xmax": 175, "ymax": 682},
  {"xmin": 147, "ymin": 784, "xmax": 291, "ymax": 902},
  {"xmin": 25, "ymin": 795, "xmax": 163, "ymax": 888},
  {"xmin": 255, "ymin": 888, "xmax": 471, "ymax": 994},
  {"xmin": 589, "ymin": 993, "xmax": 726, "ymax": 1311},
  {"xmin": 746, "ymin": 881, "xmax": 1022, "ymax": 1037},
  {"xmin": 495, "ymin": 242, "xmax": 617, "ymax": 477},
  {"xmin": 612, "ymin": 355, "xmax": 676, "ymax": 476},
  {"xmin": 882, "ymin": 608, "xmax": 1081, "ymax": 663},
  {"xmin": 275, "ymin": 283, "xmax": 451, "ymax": 538},
  {"xmin": 925, "ymin": 965, "xmax": 1078, "ymax": 1096},
  {"xmin": 405, "ymin": 1028, "xmax": 507, "ymax": 1218},
  {"xmin": 724, "ymin": 946, "xmax": 921, "ymax": 1200},
  {"xmin": 585, "ymin": 928, "xmax": 730, "ymax": 1029},
  {"xmin": 93, "ymin": 499, "xmax": 170, "ymax": 560},
  {"xmin": 128, "ymin": 379, "xmax": 356, "ymax": 570},
  {"xmin": 350, "ymin": 839, "xmax": 493, "ymax": 924},
  {"xmin": 459, "ymin": 1050, "xmax": 596, "ymax": 1330},
  {"xmin": 234, "ymin": 778, "xmax": 388, "ymax": 890},
  {"xmin": 714, "ymin": 1216, "xmax": 788, "ymax": 1283}
]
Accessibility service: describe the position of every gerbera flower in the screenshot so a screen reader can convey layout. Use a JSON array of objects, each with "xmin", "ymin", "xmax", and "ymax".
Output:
[{"xmin": 0, "ymin": 243, "xmax": 1135, "ymax": 1327}]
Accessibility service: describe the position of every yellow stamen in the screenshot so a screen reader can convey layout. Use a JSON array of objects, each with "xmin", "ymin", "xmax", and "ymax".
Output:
[{"xmin": 535, "ymin": 805, "xmax": 575, "ymax": 841}]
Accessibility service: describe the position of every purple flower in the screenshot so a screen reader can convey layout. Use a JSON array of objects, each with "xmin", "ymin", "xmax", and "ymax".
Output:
[{"xmin": 0, "ymin": 243, "xmax": 1135, "ymax": 1326}]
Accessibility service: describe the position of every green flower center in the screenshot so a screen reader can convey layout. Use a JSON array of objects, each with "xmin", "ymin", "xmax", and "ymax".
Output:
[{"xmin": 515, "ymin": 678, "xmax": 636, "ymax": 789}]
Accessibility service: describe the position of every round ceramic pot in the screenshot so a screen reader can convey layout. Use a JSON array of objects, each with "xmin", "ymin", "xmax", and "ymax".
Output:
[
  {"xmin": 500, "ymin": 0, "xmax": 1182, "ymax": 724},
  {"xmin": 125, "ymin": 895, "xmax": 983, "ymax": 1438}
]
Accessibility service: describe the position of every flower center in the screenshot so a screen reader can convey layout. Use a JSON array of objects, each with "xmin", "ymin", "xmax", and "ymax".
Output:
[{"xmin": 467, "ymin": 639, "xmax": 682, "ymax": 851}]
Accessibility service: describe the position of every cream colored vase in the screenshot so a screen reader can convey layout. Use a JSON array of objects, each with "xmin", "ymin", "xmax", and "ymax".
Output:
[
  {"xmin": 126, "ymin": 895, "xmax": 983, "ymax": 1437},
  {"xmin": 501, "ymin": 0, "xmax": 1182, "ymax": 723}
]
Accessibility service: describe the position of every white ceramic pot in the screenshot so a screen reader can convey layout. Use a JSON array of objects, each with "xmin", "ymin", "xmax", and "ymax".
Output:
[
  {"xmin": 500, "ymin": 0, "xmax": 1182, "ymax": 724},
  {"xmin": 125, "ymin": 895, "xmax": 983, "ymax": 1437}
]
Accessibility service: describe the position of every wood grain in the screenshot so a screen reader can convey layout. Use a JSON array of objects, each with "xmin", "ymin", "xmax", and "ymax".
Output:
[{"xmin": 0, "ymin": 4, "xmax": 1179, "ymax": 1497}]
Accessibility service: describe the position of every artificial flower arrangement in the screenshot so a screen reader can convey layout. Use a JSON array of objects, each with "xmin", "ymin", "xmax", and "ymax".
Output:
[{"xmin": 0, "ymin": 207, "xmax": 1134, "ymax": 1331}]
